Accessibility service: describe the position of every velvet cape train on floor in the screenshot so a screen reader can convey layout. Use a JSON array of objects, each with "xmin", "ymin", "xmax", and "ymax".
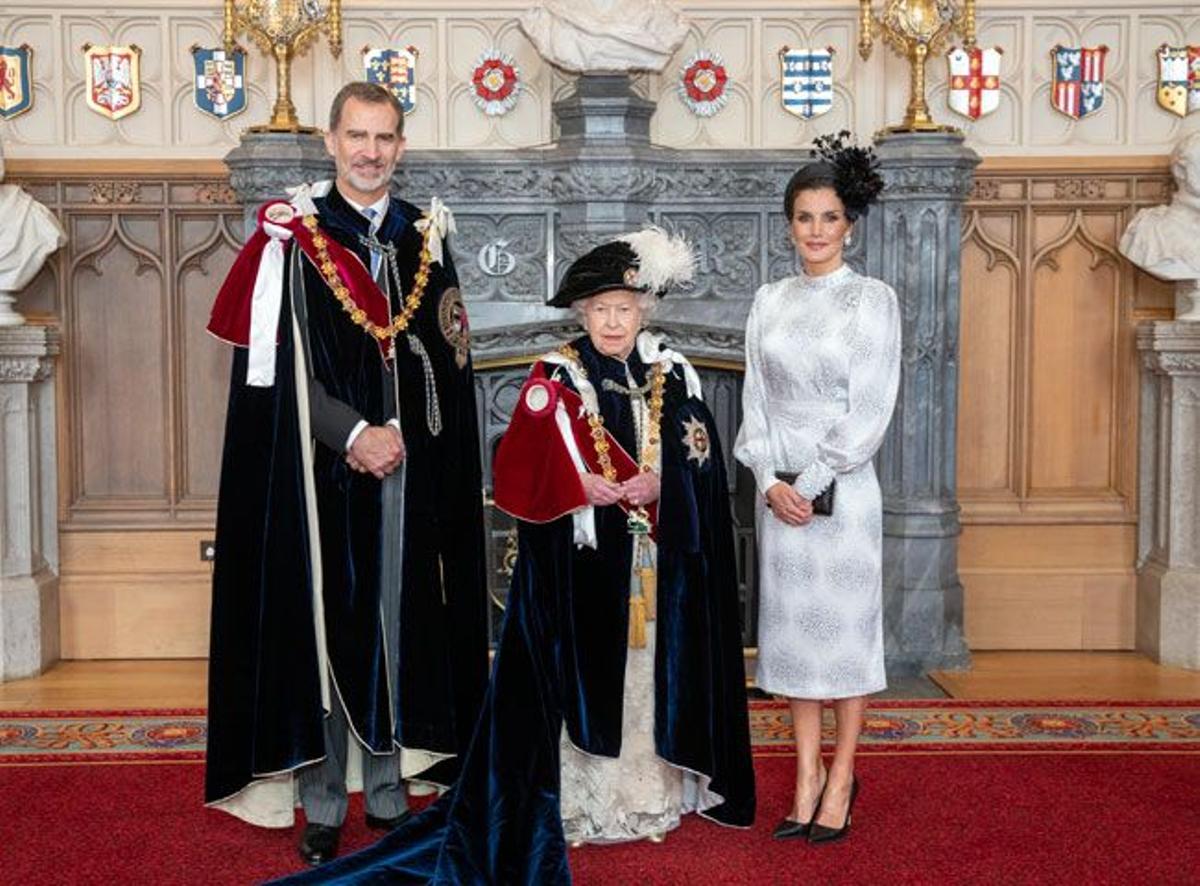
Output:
[
  {"xmin": 204, "ymin": 186, "xmax": 489, "ymax": 813},
  {"xmin": 275, "ymin": 336, "xmax": 756, "ymax": 884}
]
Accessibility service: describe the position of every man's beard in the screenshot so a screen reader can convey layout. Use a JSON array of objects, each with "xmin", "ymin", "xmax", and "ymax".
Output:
[{"xmin": 344, "ymin": 161, "xmax": 394, "ymax": 193}]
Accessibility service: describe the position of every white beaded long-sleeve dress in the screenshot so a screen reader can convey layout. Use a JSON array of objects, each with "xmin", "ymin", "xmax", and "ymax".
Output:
[{"xmin": 734, "ymin": 265, "xmax": 901, "ymax": 699}]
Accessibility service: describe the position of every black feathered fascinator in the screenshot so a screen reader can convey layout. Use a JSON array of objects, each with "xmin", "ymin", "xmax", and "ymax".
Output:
[{"xmin": 788, "ymin": 130, "xmax": 884, "ymax": 220}]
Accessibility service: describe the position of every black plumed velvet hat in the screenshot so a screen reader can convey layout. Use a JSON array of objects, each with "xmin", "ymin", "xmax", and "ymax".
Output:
[{"xmin": 548, "ymin": 227, "xmax": 695, "ymax": 308}]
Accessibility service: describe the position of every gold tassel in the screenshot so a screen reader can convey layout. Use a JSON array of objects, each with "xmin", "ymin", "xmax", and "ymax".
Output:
[
  {"xmin": 639, "ymin": 566, "xmax": 657, "ymax": 622},
  {"xmin": 629, "ymin": 595, "xmax": 647, "ymax": 648}
]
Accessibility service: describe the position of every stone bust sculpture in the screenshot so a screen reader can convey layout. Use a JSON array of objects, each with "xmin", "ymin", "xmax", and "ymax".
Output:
[
  {"xmin": 519, "ymin": 0, "xmax": 688, "ymax": 73},
  {"xmin": 0, "ymin": 141, "xmax": 67, "ymax": 326},
  {"xmin": 1120, "ymin": 132, "xmax": 1200, "ymax": 319}
]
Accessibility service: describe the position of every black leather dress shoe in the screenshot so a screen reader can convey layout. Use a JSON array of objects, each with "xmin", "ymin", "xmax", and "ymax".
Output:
[
  {"xmin": 772, "ymin": 817, "xmax": 812, "ymax": 840},
  {"xmin": 298, "ymin": 823, "xmax": 340, "ymax": 866},
  {"xmin": 366, "ymin": 809, "xmax": 412, "ymax": 832}
]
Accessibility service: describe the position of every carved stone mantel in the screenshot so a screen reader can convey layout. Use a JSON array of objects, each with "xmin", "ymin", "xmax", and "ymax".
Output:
[
  {"xmin": 0, "ymin": 325, "xmax": 60, "ymax": 681},
  {"xmin": 223, "ymin": 76, "xmax": 806, "ymax": 355},
  {"xmin": 1137, "ymin": 321, "xmax": 1200, "ymax": 669}
]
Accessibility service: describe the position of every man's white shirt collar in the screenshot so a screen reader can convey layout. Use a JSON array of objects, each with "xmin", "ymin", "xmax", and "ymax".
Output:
[{"xmin": 343, "ymin": 192, "xmax": 389, "ymax": 231}]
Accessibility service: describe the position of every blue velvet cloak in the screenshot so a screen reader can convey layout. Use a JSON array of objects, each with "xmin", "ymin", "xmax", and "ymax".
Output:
[
  {"xmin": 205, "ymin": 186, "xmax": 489, "ymax": 808},
  {"xmin": 273, "ymin": 336, "xmax": 755, "ymax": 883}
]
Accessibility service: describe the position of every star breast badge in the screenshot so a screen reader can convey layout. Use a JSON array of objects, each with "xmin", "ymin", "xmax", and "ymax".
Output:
[{"xmin": 681, "ymin": 416, "xmax": 711, "ymax": 467}]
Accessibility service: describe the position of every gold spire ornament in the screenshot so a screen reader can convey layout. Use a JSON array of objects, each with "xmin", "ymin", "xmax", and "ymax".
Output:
[
  {"xmin": 222, "ymin": 0, "xmax": 342, "ymax": 132},
  {"xmin": 858, "ymin": 0, "xmax": 977, "ymax": 132}
]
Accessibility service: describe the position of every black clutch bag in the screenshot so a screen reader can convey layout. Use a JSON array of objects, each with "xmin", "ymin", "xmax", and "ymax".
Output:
[{"xmin": 774, "ymin": 472, "xmax": 836, "ymax": 516}]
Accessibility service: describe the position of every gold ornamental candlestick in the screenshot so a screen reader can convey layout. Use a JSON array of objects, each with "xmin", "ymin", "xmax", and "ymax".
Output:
[
  {"xmin": 858, "ymin": 0, "xmax": 977, "ymax": 132},
  {"xmin": 223, "ymin": 0, "xmax": 343, "ymax": 132}
]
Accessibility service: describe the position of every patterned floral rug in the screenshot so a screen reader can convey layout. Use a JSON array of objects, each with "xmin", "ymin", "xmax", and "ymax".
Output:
[
  {"xmin": 2, "ymin": 700, "xmax": 1197, "ymax": 764},
  {"xmin": 748, "ymin": 699, "xmax": 1200, "ymax": 753}
]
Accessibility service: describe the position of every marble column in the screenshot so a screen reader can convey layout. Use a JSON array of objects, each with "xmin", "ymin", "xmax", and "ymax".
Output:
[
  {"xmin": 550, "ymin": 74, "xmax": 659, "ymax": 268},
  {"xmin": 865, "ymin": 131, "xmax": 978, "ymax": 675},
  {"xmin": 1137, "ymin": 322, "xmax": 1200, "ymax": 669},
  {"xmin": 224, "ymin": 131, "xmax": 333, "ymax": 231},
  {"xmin": 0, "ymin": 325, "xmax": 60, "ymax": 681}
]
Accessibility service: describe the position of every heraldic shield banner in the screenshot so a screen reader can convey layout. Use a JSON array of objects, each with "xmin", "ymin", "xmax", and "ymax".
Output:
[
  {"xmin": 192, "ymin": 46, "xmax": 246, "ymax": 120},
  {"xmin": 947, "ymin": 46, "xmax": 1001, "ymax": 120},
  {"xmin": 364, "ymin": 46, "xmax": 417, "ymax": 114},
  {"xmin": 1157, "ymin": 44, "xmax": 1200, "ymax": 118},
  {"xmin": 1051, "ymin": 45, "xmax": 1108, "ymax": 120},
  {"xmin": 0, "ymin": 44, "xmax": 33, "ymax": 120},
  {"xmin": 84, "ymin": 43, "xmax": 141, "ymax": 121},
  {"xmin": 780, "ymin": 47, "xmax": 834, "ymax": 119}
]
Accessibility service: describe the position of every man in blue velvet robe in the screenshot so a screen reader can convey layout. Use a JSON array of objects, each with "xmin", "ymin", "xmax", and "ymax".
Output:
[{"xmin": 203, "ymin": 82, "xmax": 488, "ymax": 867}]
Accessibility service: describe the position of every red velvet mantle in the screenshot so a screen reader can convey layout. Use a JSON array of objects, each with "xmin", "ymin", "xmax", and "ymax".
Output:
[
  {"xmin": 206, "ymin": 200, "xmax": 391, "ymax": 357},
  {"xmin": 493, "ymin": 366, "xmax": 658, "ymax": 537}
]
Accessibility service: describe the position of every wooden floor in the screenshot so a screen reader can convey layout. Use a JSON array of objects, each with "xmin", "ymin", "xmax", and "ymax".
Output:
[
  {"xmin": 929, "ymin": 652, "xmax": 1200, "ymax": 700},
  {"xmin": 0, "ymin": 660, "xmax": 208, "ymax": 711},
  {"xmin": 1, "ymin": 652, "xmax": 1197, "ymax": 712}
]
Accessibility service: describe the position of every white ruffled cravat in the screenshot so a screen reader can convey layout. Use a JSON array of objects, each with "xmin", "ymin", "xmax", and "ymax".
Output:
[
  {"xmin": 414, "ymin": 196, "xmax": 456, "ymax": 266},
  {"xmin": 636, "ymin": 330, "xmax": 702, "ymax": 400}
]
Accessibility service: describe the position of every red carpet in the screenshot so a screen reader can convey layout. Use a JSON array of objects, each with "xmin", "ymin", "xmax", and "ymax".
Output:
[{"xmin": 2, "ymin": 751, "xmax": 1197, "ymax": 885}]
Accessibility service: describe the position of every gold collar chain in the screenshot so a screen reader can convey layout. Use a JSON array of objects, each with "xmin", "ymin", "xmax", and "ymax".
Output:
[
  {"xmin": 303, "ymin": 215, "xmax": 433, "ymax": 342},
  {"xmin": 558, "ymin": 344, "xmax": 665, "ymax": 480},
  {"xmin": 556, "ymin": 344, "xmax": 666, "ymax": 649}
]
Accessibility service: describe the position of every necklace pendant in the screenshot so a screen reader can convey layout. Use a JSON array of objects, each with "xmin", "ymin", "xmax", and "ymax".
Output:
[{"xmin": 626, "ymin": 507, "xmax": 652, "ymax": 536}]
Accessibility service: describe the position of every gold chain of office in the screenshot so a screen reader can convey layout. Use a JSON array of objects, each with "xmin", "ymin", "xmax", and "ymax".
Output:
[
  {"xmin": 303, "ymin": 215, "xmax": 433, "ymax": 342},
  {"xmin": 558, "ymin": 344, "xmax": 665, "ymax": 478},
  {"xmin": 557, "ymin": 344, "xmax": 665, "ymax": 649}
]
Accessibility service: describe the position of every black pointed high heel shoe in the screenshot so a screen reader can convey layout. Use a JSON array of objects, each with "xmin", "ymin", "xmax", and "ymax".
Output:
[
  {"xmin": 808, "ymin": 777, "xmax": 858, "ymax": 844},
  {"xmin": 772, "ymin": 817, "xmax": 811, "ymax": 840},
  {"xmin": 772, "ymin": 774, "xmax": 828, "ymax": 840}
]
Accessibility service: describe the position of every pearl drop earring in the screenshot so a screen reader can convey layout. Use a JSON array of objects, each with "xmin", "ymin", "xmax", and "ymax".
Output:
[{"xmin": 843, "ymin": 234, "xmax": 852, "ymax": 247}]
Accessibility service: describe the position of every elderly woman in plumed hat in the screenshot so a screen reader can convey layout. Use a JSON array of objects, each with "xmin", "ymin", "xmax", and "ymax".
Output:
[{"xmin": 275, "ymin": 228, "xmax": 755, "ymax": 885}]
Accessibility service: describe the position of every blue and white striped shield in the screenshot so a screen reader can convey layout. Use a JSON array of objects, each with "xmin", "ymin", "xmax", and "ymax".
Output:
[{"xmin": 780, "ymin": 47, "xmax": 835, "ymax": 119}]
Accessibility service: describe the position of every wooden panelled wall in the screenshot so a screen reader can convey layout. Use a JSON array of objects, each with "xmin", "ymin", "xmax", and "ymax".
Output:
[
  {"xmin": 958, "ymin": 159, "xmax": 1174, "ymax": 649},
  {"xmin": 7, "ymin": 157, "xmax": 1175, "ymax": 658},
  {"xmin": 13, "ymin": 161, "xmax": 240, "ymax": 658}
]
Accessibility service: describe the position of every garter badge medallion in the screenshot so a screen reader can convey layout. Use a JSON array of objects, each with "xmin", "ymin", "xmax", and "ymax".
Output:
[
  {"xmin": 681, "ymin": 415, "xmax": 711, "ymax": 467},
  {"xmin": 438, "ymin": 287, "xmax": 471, "ymax": 369}
]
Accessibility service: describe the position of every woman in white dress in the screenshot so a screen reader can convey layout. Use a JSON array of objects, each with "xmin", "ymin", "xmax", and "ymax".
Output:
[{"xmin": 734, "ymin": 133, "xmax": 899, "ymax": 844}]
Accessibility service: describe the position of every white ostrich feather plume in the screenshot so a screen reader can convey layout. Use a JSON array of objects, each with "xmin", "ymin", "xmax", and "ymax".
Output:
[{"xmin": 618, "ymin": 226, "xmax": 695, "ymax": 293}]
